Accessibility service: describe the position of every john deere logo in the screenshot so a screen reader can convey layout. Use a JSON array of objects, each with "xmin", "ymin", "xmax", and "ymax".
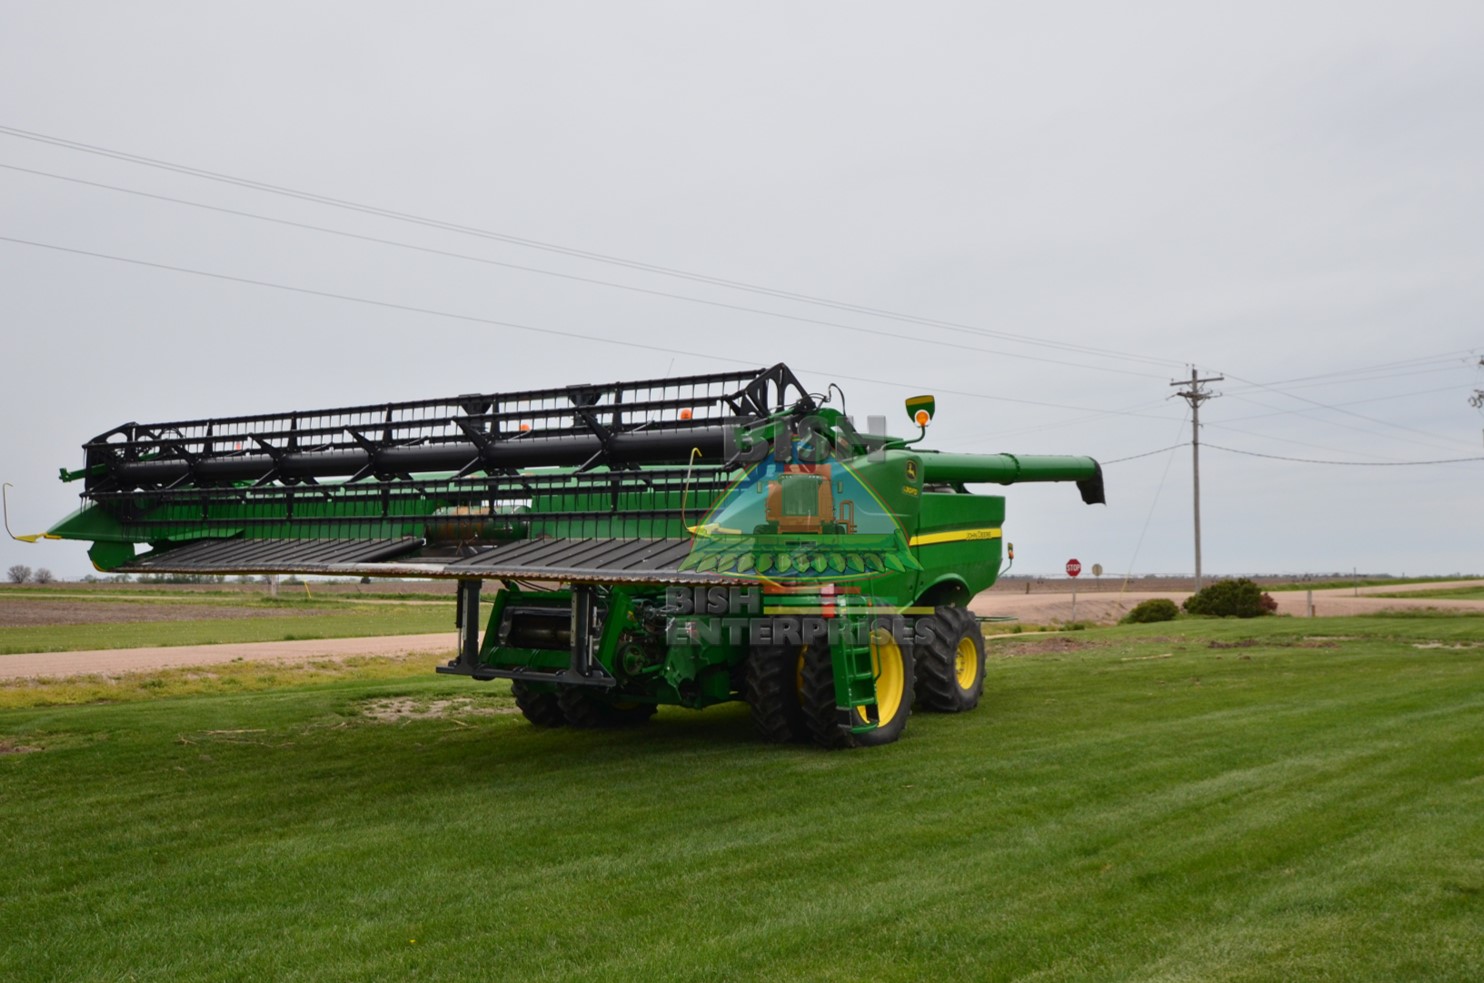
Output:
[{"xmin": 905, "ymin": 460, "xmax": 918, "ymax": 483}]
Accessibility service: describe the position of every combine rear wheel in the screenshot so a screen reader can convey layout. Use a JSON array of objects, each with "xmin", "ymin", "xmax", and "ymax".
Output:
[
  {"xmin": 800, "ymin": 619, "xmax": 914, "ymax": 749},
  {"xmin": 913, "ymin": 606, "xmax": 985, "ymax": 713},
  {"xmin": 557, "ymin": 687, "xmax": 658, "ymax": 727},
  {"xmin": 512, "ymin": 681, "xmax": 567, "ymax": 727},
  {"xmin": 745, "ymin": 639, "xmax": 810, "ymax": 743}
]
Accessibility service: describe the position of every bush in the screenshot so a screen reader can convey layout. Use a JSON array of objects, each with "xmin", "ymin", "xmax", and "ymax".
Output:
[
  {"xmin": 1182, "ymin": 578, "xmax": 1276, "ymax": 618},
  {"xmin": 34, "ymin": 568, "xmax": 55, "ymax": 585},
  {"xmin": 1121, "ymin": 598, "xmax": 1180, "ymax": 624}
]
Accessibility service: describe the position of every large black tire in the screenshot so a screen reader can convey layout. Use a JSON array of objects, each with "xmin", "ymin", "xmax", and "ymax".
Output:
[
  {"xmin": 512, "ymin": 681, "xmax": 567, "ymax": 727},
  {"xmin": 800, "ymin": 618, "xmax": 914, "ymax": 749},
  {"xmin": 745, "ymin": 639, "xmax": 810, "ymax": 743},
  {"xmin": 913, "ymin": 606, "xmax": 985, "ymax": 713},
  {"xmin": 557, "ymin": 687, "xmax": 658, "ymax": 728}
]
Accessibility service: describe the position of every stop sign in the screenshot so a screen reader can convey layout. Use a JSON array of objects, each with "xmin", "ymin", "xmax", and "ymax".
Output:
[{"xmin": 1066, "ymin": 558, "xmax": 1082, "ymax": 578}]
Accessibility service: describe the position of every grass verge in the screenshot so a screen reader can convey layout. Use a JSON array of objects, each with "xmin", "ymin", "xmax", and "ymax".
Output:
[
  {"xmin": 1264, "ymin": 576, "xmax": 1471, "ymax": 592},
  {"xmin": 0, "ymin": 652, "xmax": 443, "ymax": 709},
  {"xmin": 1373, "ymin": 586, "xmax": 1484, "ymax": 601},
  {"xmin": 0, "ymin": 606, "xmax": 467, "ymax": 654}
]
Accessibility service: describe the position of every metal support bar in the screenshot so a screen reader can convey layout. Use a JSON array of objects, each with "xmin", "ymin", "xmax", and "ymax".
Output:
[
  {"xmin": 456, "ymin": 578, "xmax": 482, "ymax": 668},
  {"xmin": 435, "ymin": 663, "xmax": 616, "ymax": 687},
  {"xmin": 570, "ymin": 584, "xmax": 599, "ymax": 679}
]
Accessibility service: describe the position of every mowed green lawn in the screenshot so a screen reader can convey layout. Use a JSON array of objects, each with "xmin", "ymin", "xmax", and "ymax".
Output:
[{"xmin": 2, "ymin": 615, "xmax": 1482, "ymax": 982}]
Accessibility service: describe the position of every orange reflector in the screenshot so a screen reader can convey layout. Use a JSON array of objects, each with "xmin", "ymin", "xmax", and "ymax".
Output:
[
  {"xmin": 679, "ymin": 408, "xmax": 693, "ymax": 420},
  {"xmin": 914, "ymin": 410, "xmax": 930, "ymax": 426}
]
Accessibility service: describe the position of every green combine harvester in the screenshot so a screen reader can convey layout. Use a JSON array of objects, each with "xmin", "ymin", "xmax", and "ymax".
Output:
[{"xmin": 44, "ymin": 364, "xmax": 1103, "ymax": 747}]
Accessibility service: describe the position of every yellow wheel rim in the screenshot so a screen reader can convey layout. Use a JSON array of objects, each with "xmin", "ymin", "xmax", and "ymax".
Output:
[
  {"xmin": 954, "ymin": 636, "xmax": 979, "ymax": 690},
  {"xmin": 858, "ymin": 628, "xmax": 905, "ymax": 724}
]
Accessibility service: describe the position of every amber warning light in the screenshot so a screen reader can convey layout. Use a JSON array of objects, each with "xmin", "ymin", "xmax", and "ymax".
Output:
[{"xmin": 905, "ymin": 395, "xmax": 936, "ymax": 427}]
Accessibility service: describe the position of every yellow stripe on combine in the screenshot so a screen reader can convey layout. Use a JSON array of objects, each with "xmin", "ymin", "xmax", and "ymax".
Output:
[{"xmin": 907, "ymin": 527, "xmax": 1003, "ymax": 548}]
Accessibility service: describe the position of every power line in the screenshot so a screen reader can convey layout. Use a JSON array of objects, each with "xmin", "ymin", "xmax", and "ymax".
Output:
[
  {"xmin": 1222, "ymin": 370, "xmax": 1478, "ymax": 453},
  {"xmin": 0, "ymin": 123, "xmax": 1187, "ymax": 371},
  {"xmin": 0, "ymin": 233, "xmax": 1156, "ymax": 418},
  {"xmin": 954, "ymin": 396, "xmax": 1178, "ymax": 446},
  {"xmin": 1120, "ymin": 410, "xmax": 1188, "ymax": 586},
  {"xmin": 1205, "ymin": 444, "xmax": 1484, "ymax": 466},
  {"xmin": 1222, "ymin": 364, "xmax": 1472, "ymax": 399},
  {"xmin": 1217, "ymin": 391, "xmax": 1473, "ymax": 457},
  {"xmin": 1221, "ymin": 384, "xmax": 1465, "ymax": 424},
  {"xmin": 1222, "ymin": 350, "xmax": 1478, "ymax": 394},
  {"xmin": 1204, "ymin": 420, "xmax": 1417, "ymax": 462},
  {"xmin": 1102, "ymin": 445, "xmax": 1187, "ymax": 465},
  {"xmin": 0, "ymin": 161, "xmax": 1169, "ymax": 381},
  {"xmin": 1220, "ymin": 391, "xmax": 1475, "ymax": 456},
  {"xmin": 1217, "ymin": 355, "xmax": 1482, "ymax": 454}
]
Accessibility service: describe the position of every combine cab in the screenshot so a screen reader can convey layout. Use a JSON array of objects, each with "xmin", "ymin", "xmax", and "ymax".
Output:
[{"xmin": 44, "ymin": 364, "xmax": 1103, "ymax": 748}]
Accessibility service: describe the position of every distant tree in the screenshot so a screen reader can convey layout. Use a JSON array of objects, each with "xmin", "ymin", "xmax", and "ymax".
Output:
[
  {"xmin": 6, "ymin": 564, "xmax": 32, "ymax": 584},
  {"xmin": 33, "ymin": 568, "xmax": 55, "ymax": 584}
]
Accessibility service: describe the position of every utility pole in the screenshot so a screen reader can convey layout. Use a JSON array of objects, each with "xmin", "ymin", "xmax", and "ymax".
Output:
[{"xmin": 1170, "ymin": 368, "xmax": 1223, "ymax": 591}]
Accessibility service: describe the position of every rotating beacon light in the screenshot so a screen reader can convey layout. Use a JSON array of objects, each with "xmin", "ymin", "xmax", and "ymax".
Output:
[{"xmin": 904, "ymin": 394, "xmax": 936, "ymax": 445}]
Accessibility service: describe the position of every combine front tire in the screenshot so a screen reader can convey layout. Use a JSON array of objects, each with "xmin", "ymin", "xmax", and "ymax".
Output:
[
  {"xmin": 512, "ymin": 681, "xmax": 567, "ymax": 727},
  {"xmin": 800, "ymin": 620, "xmax": 914, "ymax": 749},
  {"xmin": 913, "ymin": 606, "xmax": 985, "ymax": 713},
  {"xmin": 557, "ymin": 687, "xmax": 658, "ymax": 728},
  {"xmin": 745, "ymin": 641, "xmax": 810, "ymax": 743}
]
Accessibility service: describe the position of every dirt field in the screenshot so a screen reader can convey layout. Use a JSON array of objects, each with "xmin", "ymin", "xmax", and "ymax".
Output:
[
  {"xmin": 973, "ymin": 579, "xmax": 1484, "ymax": 624},
  {"xmin": 2, "ymin": 580, "xmax": 1480, "ymax": 682}
]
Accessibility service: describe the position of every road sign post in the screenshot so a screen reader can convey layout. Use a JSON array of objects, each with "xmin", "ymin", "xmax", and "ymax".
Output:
[{"xmin": 1066, "ymin": 559, "xmax": 1081, "ymax": 621}]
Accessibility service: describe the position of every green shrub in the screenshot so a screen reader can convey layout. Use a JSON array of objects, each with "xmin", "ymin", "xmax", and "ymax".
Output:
[
  {"xmin": 1122, "ymin": 598, "xmax": 1180, "ymax": 624},
  {"xmin": 1182, "ymin": 578, "xmax": 1276, "ymax": 618}
]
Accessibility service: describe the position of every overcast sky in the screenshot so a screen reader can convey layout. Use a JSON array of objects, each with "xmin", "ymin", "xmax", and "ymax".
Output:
[{"xmin": 2, "ymin": 1, "xmax": 1480, "ymax": 580}]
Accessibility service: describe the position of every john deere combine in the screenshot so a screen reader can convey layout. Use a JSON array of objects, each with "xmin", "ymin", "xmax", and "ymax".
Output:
[{"xmin": 45, "ymin": 364, "xmax": 1103, "ymax": 747}]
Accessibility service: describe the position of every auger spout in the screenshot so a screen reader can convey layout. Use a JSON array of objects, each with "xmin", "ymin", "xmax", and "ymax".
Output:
[{"xmin": 916, "ymin": 452, "xmax": 1106, "ymax": 505}]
